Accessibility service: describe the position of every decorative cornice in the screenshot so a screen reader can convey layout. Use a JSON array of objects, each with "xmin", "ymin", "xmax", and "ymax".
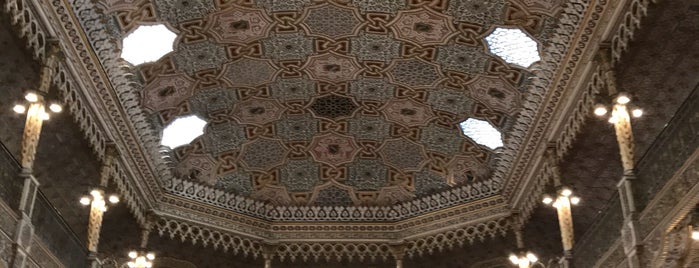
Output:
[{"xmin": 1, "ymin": 0, "xmax": 646, "ymax": 258}]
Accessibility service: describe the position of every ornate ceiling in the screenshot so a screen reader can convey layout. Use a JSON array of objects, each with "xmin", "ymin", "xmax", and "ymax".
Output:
[
  {"xmin": 5, "ymin": 0, "xmax": 653, "ymax": 262},
  {"xmin": 103, "ymin": 0, "xmax": 561, "ymax": 207}
]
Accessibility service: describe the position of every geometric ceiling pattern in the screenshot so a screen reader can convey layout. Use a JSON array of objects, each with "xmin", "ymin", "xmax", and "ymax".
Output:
[
  {"xmin": 108, "ymin": 0, "xmax": 558, "ymax": 207},
  {"xmin": 9, "ymin": 0, "xmax": 664, "ymax": 261}
]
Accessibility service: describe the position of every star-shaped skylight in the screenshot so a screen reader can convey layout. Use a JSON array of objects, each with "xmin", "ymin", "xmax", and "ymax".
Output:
[
  {"xmin": 161, "ymin": 115, "xmax": 207, "ymax": 149},
  {"xmin": 459, "ymin": 118, "xmax": 503, "ymax": 150},
  {"xmin": 485, "ymin": 27, "xmax": 541, "ymax": 68},
  {"xmin": 121, "ymin": 24, "xmax": 177, "ymax": 65}
]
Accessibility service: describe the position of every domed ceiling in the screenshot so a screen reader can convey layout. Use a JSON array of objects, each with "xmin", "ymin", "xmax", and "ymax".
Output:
[{"xmin": 115, "ymin": 0, "xmax": 560, "ymax": 207}]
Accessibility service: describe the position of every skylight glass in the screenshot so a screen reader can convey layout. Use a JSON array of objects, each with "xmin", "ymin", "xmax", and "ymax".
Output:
[
  {"xmin": 161, "ymin": 115, "xmax": 207, "ymax": 149},
  {"xmin": 121, "ymin": 24, "xmax": 177, "ymax": 65},
  {"xmin": 485, "ymin": 27, "xmax": 541, "ymax": 68},
  {"xmin": 459, "ymin": 118, "xmax": 503, "ymax": 150}
]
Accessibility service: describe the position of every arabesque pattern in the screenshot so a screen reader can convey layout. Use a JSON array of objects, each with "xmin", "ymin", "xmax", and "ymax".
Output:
[
  {"xmin": 113, "ymin": 0, "xmax": 561, "ymax": 207},
  {"xmin": 6, "ymin": 0, "xmax": 656, "ymax": 262}
]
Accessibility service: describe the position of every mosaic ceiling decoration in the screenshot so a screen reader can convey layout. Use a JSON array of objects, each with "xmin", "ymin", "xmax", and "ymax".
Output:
[{"xmin": 105, "ymin": 0, "xmax": 562, "ymax": 207}]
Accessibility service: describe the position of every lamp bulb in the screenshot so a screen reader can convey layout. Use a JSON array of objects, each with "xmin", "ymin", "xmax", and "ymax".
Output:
[
  {"xmin": 631, "ymin": 108, "xmax": 643, "ymax": 118},
  {"xmin": 542, "ymin": 196, "xmax": 553, "ymax": 205},
  {"xmin": 509, "ymin": 254, "xmax": 520, "ymax": 264},
  {"xmin": 13, "ymin": 104, "xmax": 26, "ymax": 114},
  {"xmin": 79, "ymin": 196, "xmax": 91, "ymax": 206},
  {"xmin": 692, "ymin": 230, "xmax": 699, "ymax": 241},
  {"xmin": 146, "ymin": 252, "xmax": 155, "ymax": 260},
  {"xmin": 90, "ymin": 189, "xmax": 101, "ymax": 197},
  {"xmin": 24, "ymin": 92, "xmax": 38, "ymax": 102},
  {"xmin": 39, "ymin": 111, "xmax": 50, "ymax": 121},
  {"xmin": 616, "ymin": 94, "xmax": 631, "ymax": 104},
  {"xmin": 570, "ymin": 196, "xmax": 581, "ymax": 205},
  {"xmin": 561, "ymin": 188, "xmax": 572, "ymax": 197},
  {"xmin": 128, "ymin": 251, "xmax": 138, "ymax": 259},
  {"xmin": 593, "ymin": 105, "xmax": 607, "ymax": 116},
  {"xmin": 49, "ymin": 103, "xmax": 63, "ymax": 113},
  {"xmin": 108, "ymin": 195, "xmax": 120, "ymax": 204},
  {"xmin": 526, "ymin": 252, "xmax": 538, "ymax": 262}
]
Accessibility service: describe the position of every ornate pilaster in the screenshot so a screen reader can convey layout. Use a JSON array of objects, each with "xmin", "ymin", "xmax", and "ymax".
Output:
[
  {"xmin": 19, "ymin": 102, "xmax": 44, "ymax": 171},
  {"xmin": 19, "ymin": 42, "xmax": 59, "ymax": 171},
  {"xmin": 86, "ymin": 145, "xmax": 118, "ymax": 267},
  {"xmin": 10, "ymin": 42, "xmax": 60, "ymax": 268},
  {"xmin": 86, "ymin": 189, "xmax": 106, "ymax": 253},
  {"xmin": 546, "ymin": 147, "xmax": 575, "ymax": 253},
  {"xmin": 87, "ymin": 146, "xmax": 116, "ymax": 254},
  {"xmin": 599, "ymin": 48, "xmax": 643, "ymax": 268}
]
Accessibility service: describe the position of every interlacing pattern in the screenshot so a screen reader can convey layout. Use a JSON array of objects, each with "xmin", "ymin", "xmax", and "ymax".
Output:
[{"xmin": 3, "ymin": 0, "xmax": 646, "ymax": 261}]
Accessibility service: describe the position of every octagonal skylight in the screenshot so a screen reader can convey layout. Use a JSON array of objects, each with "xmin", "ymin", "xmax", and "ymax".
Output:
[
  {"xmin": 121, "ymin": 24, "xmax": 177, "ymax": 65},
  {"xmin": 161, "ymin": 115, "xmax": 207, "ymax": 149},
  {"xmin": 485, "ymin": 27, "xmax": 541, "ymax": 68},
  {"xmin": 459, "ymin": 118, "xmax": 503, "ymax": 150}
]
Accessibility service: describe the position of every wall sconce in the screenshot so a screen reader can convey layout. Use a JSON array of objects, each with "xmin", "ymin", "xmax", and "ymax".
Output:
[
  {"xmin": 13, "ymin": 90, "xmax": 62, "ymax": 120},
  {"xmin": 127, "ymin": 250, "xmax": 156, "ymax": 268},
  {"xmin": 593, "ymin": 92, "xmax": 643, "ymax": 123}
]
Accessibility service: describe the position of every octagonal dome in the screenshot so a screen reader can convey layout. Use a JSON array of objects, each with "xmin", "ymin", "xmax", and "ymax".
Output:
[{"xmin": 62, "ymin": 0, "xmax": 599, "ymax": 257}]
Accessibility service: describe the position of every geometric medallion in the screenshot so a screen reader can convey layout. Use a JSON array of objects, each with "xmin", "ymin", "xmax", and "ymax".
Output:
[
  {"xmin": 386, "ymin": 58, "xmax": 443, "ymax": 88},
  {"xmin": 301, "ymin": 3, "xmax": 362, "ymax": 39},
  {"xmin": 378, "ymin": 138, "xmax": 428, "ymax": 172},
  {"xmin": 309, "ymin": 132, "xmax": 359, "ymax": 167},
  {"xmin": 206, "ymin": 5, "xmax": 272, "ymax": 44},
  {"xmin": 142, "ymin": 73, "xmax": 196, "ymax": 112},
  {"xmin": 389, "ymin": 8, "xmax": 457, "ymax": 46},
  {"xmin": 467, "ymin": 75, "xmax": 521, "ymax": 115},
  {"xmin": 221, "ymin": 57, "xmax": 277, "ymax": 88},
  {"xmin": 381, "ymin": 98, "xmax": 434, "ymax": 127},
  {"xmin": 309, "ymin": 94, "xmax": 359, "ymax": 121},
  {"xmin": 239, "ymin": 138, "xmax": 288, "ymax": 172},
  {"xmin": 231, "ymin": 97, "xmax": 285, "ymax": 126}
]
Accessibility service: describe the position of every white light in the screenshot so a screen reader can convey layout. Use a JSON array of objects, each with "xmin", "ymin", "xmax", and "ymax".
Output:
[
  {"xmin": 161, "ymin": 115, "xmax": 207, "ymax": 149},
  {"xmin": 90, "ymin": 189, "xmax": 101, "ymax": 197},
  {"xmin": 13, "ymin": 104, "xmax": 26, "ymax": 114},
  {"xmin": 608, "ymin": 116, "xmax": 618, "ymax": 124},
  {"xmin": 692, "ymin": 230, "xmax": 699, "ymax": 241},
  {"xmin": 121, "ymin": 24, "xmax": 177, "ymax": 65},
  {"xmin": 79, "ymin": 196, "xmax": 91, "ymax": 206},
  {"xmin": 49, "ymin": 103, "xmax": 62, "ymax": 113},
  {"xmin": 526, "ymin": 252, "xmax": 538, "ymax": 262},
  {"xmin": 570, "ymin": 196, "xmax": 580, "ymax": 205},
  {"xmin": 616, "ymin": 95, "xmax": 631, "ymax": 105},
  {"xmin": 485, "ymin": 27, "xmax": 541, "ymax": 68},
  {"xmin": 459, "ymin": 118, "xmax": 503, "ymax": 150},
  {"xmin": 561, "ymin": 188, "xmax": 572, "ymax": 197},
  {"xmin": 25, "ymin": 92, "xmax": 38, "ymax": 102},
  {"xmin": 39, "ymin": 111, "xmax": 50, "ymax": 121},
  {"xmin": 542, "ymin": 196, "xmax": 553, "ymax": 205},
  {"xmin": 146, "ymin": 253, "xmax": 155, "ymax": 260},
  {"xmin": 509, "ymin": 254, "xmax": 520, "ymax": 264},
  {"xmin": 594, "ymin": 105, "xmax": 608, "ymax": 116},
  {"xmin": 128, "ymin": 251, "xmax": 138, "ymax": 259},
  {"xmin": 632, "ymin": 108, "xmax": 643, "ymax": 118},
  {"xmin": 108, "ymin": 195, "xmax": 120, "ymax": 204}
]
